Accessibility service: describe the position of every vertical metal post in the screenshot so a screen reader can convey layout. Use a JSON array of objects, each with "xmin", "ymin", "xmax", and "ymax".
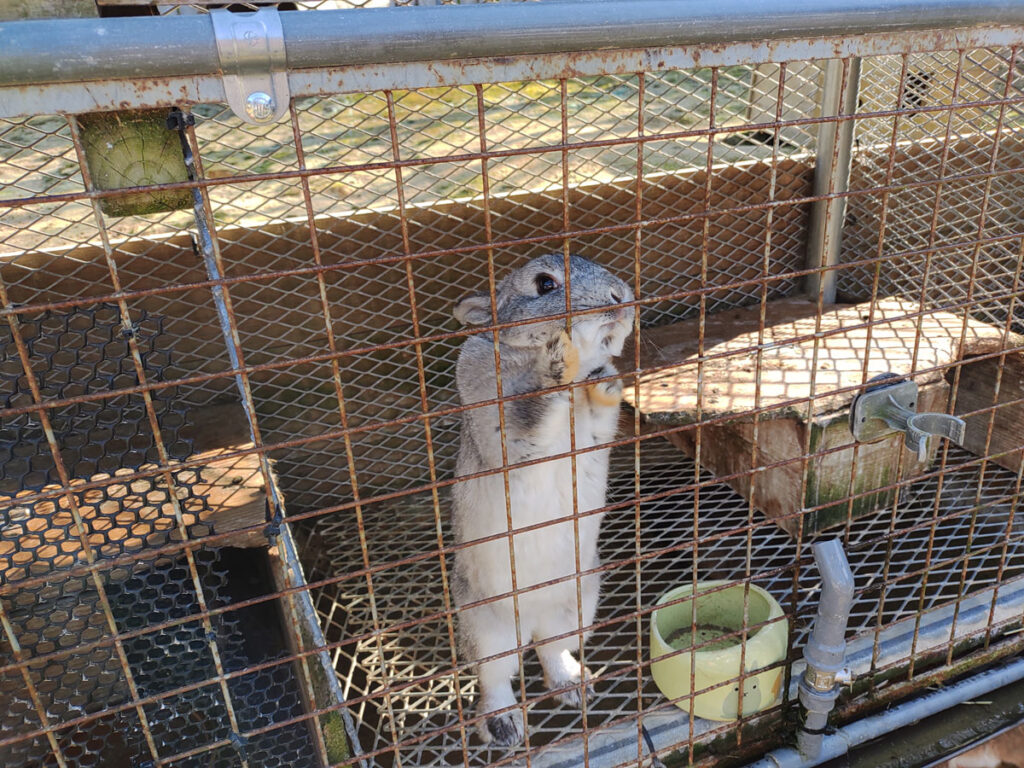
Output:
[
  {"xmin": 168, "ymin": 109, "xmax": 358, "ymax": 766},
  {"xmin": 806, "ymin": 57, "xmax": 861, "ymax": 304}
]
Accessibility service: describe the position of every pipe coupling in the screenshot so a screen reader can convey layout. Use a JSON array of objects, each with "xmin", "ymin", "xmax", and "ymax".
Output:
[
  {"xmin": 799, "ymin": 673, "xmax": 840, "ymax": 713},
  {"xmin": 804, "ymin": 665, "xmax": 852, "ymax": 692}
]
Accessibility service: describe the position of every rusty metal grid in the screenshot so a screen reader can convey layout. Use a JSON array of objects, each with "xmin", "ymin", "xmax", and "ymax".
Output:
[
  {"xmin": 1, "ymin": 23, "xmax": 1023, "ymax": 768},
  {"xmin": 840, "ymin": 48, "xmax": 1024, "ymax": 335}
]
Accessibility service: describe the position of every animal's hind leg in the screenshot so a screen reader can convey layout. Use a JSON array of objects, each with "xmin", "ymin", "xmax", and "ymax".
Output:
[
  {"xmin": 461, "ymin": 605, "xmax": 526, "ymax": 746},
  {"xmin": 533, "ymin": 584, "xmax": 598, "ymax": 708},
  {"xmin": 535, "ymin": 638, "xmax": 593, "ymax": 708}
]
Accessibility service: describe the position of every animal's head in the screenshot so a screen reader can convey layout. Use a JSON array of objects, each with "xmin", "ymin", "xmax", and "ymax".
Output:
[{"xmin": 454, "ymin": 253, "xmax": 634, "ymax": 356}]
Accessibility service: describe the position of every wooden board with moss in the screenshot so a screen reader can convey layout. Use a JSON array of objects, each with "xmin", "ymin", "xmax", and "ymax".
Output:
[
  {"xmin": 624, "ymin": 297, "xmax": 1018, "ymax": 537},
  {"xmin": 0, "ymin": 0, "xmax": 96, "ymax": 19},
  {"xmin": 951, "ymin": 344, "xmax": 1024, "ymax": 475}
]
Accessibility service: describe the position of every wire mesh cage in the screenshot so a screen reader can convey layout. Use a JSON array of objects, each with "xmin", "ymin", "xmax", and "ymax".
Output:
[{"xmin": 1, "ymin": 3, "xmax": 1024, "ymax": 767}]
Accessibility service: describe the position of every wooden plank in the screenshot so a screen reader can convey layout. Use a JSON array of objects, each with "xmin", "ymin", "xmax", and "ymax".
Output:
[
  {"xmin": 625, "ymin": 297, "xmax": 1009, "ymax": 424},
  {"xmin": 0, "ymin": 403, "xmax": 270, "ymax": 587},
  {"xmin": 953, "ymin": 349, "xmax": 1024, "ymax": 474},
  {"xmin": 625, "ymin": 298, "xmax": 1020, "ymax": 536},
  {"xmin": 661, "ymin": 383, "xmax": 948, "ymax": 536},
  {"xmin": 0, "ymin": 0, "xmax": 97, "ymax": 19}
]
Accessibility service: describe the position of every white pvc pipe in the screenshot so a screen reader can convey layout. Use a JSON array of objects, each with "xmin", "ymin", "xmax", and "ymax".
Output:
[{"xmin": 747, "ymin": 655, "xmax": 1024, "ymax": 768}]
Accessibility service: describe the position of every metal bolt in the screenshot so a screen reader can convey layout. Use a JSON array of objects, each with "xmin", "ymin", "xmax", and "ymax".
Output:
[{"xmin": 245, "ymin": 92, "xmax": 275, "ymax": 123}]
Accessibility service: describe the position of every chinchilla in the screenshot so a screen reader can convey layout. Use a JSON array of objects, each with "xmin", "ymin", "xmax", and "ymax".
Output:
[{"xmin": 451, "ymin": 253, "xmax": 634, "ymax": 746}]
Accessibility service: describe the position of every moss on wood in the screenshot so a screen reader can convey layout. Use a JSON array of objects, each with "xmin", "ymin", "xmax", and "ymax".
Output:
[
  {"xmin": 76, "ymin": 109, "xmax": 192, "ymax": 217},
  {"xmin": 0, "ymin": 0, "xmax": 96, "ymax": 19}
]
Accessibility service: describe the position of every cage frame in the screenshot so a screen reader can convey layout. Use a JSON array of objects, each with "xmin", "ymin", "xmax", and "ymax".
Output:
[{"xmin": 2, "ymin": 2, "xmax": 1024, "ymax": 767}]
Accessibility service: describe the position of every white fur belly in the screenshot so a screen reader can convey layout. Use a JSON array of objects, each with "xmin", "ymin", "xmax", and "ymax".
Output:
[
  {"xmin": 454, "ymin": 391, "xmax": 617, "ymax": 609},
  {"xmin": 456, "ymin": 447, "xmax": 609, "ymax": 604}
]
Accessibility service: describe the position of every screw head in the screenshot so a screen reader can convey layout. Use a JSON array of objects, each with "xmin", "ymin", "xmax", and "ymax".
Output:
[{"xmin": 245, "ymin": 92, "xmax": 276, "ymax": 123}]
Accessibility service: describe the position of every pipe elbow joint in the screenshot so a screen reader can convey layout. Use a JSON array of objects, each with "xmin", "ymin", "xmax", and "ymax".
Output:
[{"xmin": 813, "ymin": 538, "xmax": 855, "ymax": 611}]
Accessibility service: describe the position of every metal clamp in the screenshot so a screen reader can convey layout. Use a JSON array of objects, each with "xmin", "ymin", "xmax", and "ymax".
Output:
[
  {"xmin": 850, "ymin": 373, "xmax": 966, "ymax": 461},
  {"xmin": 211, "ymin": 8, "xmax": 289, "ymax": 125}
]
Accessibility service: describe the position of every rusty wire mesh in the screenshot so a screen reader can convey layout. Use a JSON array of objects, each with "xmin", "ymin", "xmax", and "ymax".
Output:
[{"xmin": 1, "ymin": 14, "xmax": 1024, "ymax": 768}]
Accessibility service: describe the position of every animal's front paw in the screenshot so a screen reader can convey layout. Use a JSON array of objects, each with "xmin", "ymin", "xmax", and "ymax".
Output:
[
  {"xmin": 587, "ymin": 377, "xmax": 623, "ymax": 407},
  {"xmin": 545, "ymin": 330, "xmax": 580, "ymax": 386},
  {"xmin": 480, "ymin": 709, "xmax": 524, "ymax": 747},
  {"xmin": 549, "ymin": 665, "xmax": 595, "ymax": 708},
  {"xmin": 584, "ymin": 363, "xmax": 622, "ymax": 407}
]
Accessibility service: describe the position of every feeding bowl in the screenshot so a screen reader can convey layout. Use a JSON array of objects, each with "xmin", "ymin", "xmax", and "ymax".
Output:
[{"xmin": 650, "ymin": 581, "xmax": 788, "ymax": 721}]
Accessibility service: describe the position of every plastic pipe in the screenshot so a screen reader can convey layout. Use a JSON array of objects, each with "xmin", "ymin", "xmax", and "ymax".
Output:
[{"xmin": 798, "ymin": 539, "xmax": 855, "ymax": 759}]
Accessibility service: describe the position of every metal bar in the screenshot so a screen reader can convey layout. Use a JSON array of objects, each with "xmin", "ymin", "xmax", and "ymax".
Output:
[
  {"xmin": 3, "ymin": 329, "xmax": 1020, "ymax": 542},
  {"xmin": 558, "ymin": 72, "xmax": 589, "ymax": 766},
  {"xmin": 941, "ymin": 45, "xmax": 1019, "ymax": 667},
  {"xmin": 3, "ymin": 106, "xmax": 1022, "ymax": 211},
  {"xmin": 3, "ymin": 1, "xmax": 1024, "ymax": 88},
  {"xmin": 4, "ymin": 436, "xmax": 1018, "ymax": 626},
  {"xmin": 685, "ymin": 64, "xmax": 719, "ymax": 763},
  {"xmin": 65, "ymin": 113, "xmax": 254, "ymax": 768},
  {"xmin": 4, "ymin": 554, "xmax": 1020, "ymax": 759},
  {"xmin": 899, "ymin": 49, "xmax": 967, "ymax": 682},
  {"xmin": 5, "ymin": 26, "xmax": 1024, "ymax": 119},
  {"xmin": 285, "ymin": 98, "xmax": 369, "ymax": 768},
  {"xmin": 171, "ymin": 111, "xmax": 345, "ymax": 765},
  {"xmin": 805, "ymin": 56, "xmax": 861, "ymax": 304},
  {"xmin": 853, "ymin": 54, "xmax": 910, "ymax": 698},
  {"xmin": 631, "ymin": 69, "xmax": 648, "ymax": 768}
]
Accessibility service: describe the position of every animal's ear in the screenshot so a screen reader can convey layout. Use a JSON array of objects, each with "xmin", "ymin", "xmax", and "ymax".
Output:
[{"xmin": 453, "ymin": 292, "xmax": 493, "ymax": 326}]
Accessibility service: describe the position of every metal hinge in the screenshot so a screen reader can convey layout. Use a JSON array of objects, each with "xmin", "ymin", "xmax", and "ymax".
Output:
[{"xmin": 211, "ymin": 8, "xmax": 289, "ymax": 125}]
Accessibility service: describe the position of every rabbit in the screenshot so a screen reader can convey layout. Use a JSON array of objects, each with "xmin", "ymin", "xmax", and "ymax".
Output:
[{"xmin": 450, "ymin": 253, "xmax": 634, "ymax": 747}]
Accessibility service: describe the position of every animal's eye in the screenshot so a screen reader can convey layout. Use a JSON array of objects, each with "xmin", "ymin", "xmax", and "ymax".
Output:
[{"xmin": 535, "ymin": 274, "xmax": 559, "ymax": 296}]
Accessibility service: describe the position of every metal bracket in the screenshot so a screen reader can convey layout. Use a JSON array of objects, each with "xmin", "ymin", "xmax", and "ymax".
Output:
[
  {"xmin": 850, "ymin": 373, "xmax": 966, "ymax": 462},
  {"xmin": 211, "ymin": 8, "xmax": 289, "ymax": 125}
]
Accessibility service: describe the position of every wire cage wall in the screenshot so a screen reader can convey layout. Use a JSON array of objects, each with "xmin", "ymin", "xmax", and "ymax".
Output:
[{"xmin": 1, "ymin": 2, "xmax": 1024, "ymax": 767}]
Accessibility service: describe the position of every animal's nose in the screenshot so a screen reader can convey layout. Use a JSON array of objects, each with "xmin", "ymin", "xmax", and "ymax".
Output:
[{"xmin": 610, "ymin": 289, "xmax": 623, "ymax": 303}]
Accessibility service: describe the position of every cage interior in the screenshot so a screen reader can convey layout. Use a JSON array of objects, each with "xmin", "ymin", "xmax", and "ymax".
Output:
[{"xmin": 2, "ymin": 13, "xmax": 1024, "ymax": 768}]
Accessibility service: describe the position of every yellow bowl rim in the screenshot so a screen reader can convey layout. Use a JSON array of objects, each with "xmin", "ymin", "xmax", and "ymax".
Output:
[{"xmin": 650, "ymin": 580, "xmax": 785, "ymax": 662}]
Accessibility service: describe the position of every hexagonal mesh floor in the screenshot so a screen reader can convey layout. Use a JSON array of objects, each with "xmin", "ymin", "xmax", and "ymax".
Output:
[{"xmin": 1, "ymin": 548, "xmax": 312, "ymax": 768}]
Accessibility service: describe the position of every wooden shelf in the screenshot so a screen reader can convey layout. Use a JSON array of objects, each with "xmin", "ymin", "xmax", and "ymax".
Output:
[
  {"xmin": 625, "ymin": 298, "xmax": 1023, "ymax": 536},
  {"xmin": 1, "ymin": 403, "xmax": 270, "ymax": 586}
]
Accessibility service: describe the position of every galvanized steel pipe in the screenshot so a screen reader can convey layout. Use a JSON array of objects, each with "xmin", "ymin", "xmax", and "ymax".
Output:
[
  {"xmin": 805, "ymin": 58, "xmax": 861, "ymax": 305},
  {"xmin": 746, "ymin": 655, "xmax": 1024, "ymax": 768},
  {"xmin": 2, "ymin": 0, "xmax": 1024, "ymax": 87}
]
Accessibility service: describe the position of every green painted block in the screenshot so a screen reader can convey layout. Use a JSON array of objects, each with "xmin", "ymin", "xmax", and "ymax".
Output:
[{"xmin": 76, "ymin": 109, "xmax": 192, "ymax": 218}]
